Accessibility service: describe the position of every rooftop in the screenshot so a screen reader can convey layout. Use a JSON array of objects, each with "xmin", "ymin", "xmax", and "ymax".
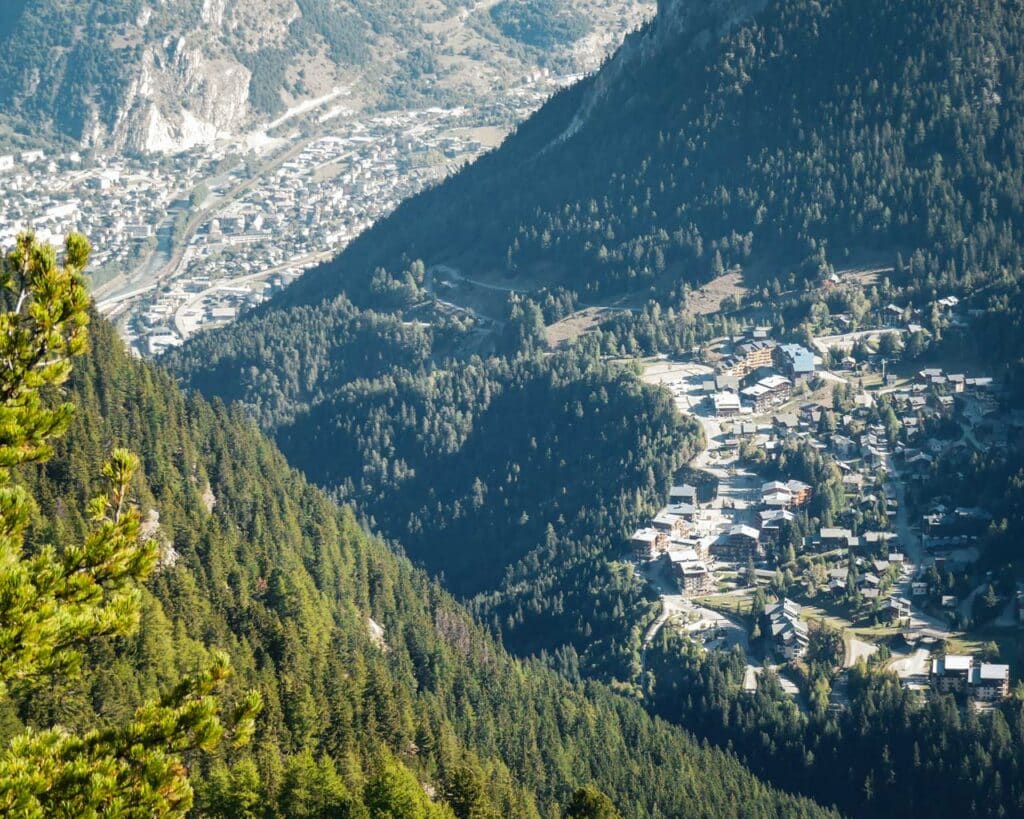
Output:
[
  {"xmin": 778, "ymin": 343, "xmax": 815, "ymax": 373},
  {"xmin": 944, "ymin": 655, "xmax": 972, "ymax": 672},
  {"xmin": 978, "ymin": 663, "xmax": 1010, "ymax": 681}
]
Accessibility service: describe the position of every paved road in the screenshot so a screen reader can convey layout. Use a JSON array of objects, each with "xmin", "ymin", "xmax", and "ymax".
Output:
[
  {"xmin": 886, "ymin": 464, "xmax": 920, "ymax": 563},
  {"xmin": 94, "ymin": 137, "xmax": 316, "ymax": 305},
  {"xmin": 845, "ymin": 636, "xmax": 879, "ymax": 668},
  {"xmin": 96, "ymin": 283, "xmax": 160, "ymax": 315},
  {"xmin": 171, "ymin": 249, "xmax": 335, "ymax": 339},
  {"xmin": 886, "ymin": 459, "xmax": 957, "ymax": 637},
  {"xmin": 642, "ymin": 595, "xmax": 688, "ymax": 647}
]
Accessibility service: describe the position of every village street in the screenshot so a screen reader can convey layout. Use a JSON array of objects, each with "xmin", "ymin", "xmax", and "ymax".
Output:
[
  {"xmin": 639, "ymin": 360, "xmax": 802, "ymax": 696},
  {"xmin": 639, "ymin": 557, "xmax": 759, "ymax": 678},
  {"xmin": 882, "ymin": 444, "xmax": 957, "ymax": 638}
]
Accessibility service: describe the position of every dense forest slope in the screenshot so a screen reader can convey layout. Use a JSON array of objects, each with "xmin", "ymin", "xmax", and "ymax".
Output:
[
  {"xmin": 169, "ymin": 294, "xmax": 702, "ymax": 683},
  {"xmin": 269, "ymin": 0, "xmax": 1024, "ymax": 307},
  {"xmin": 0, "ymin": 0, "xmax": 644, "ymax": 152},
  {"xmin": 10, "ymin": 316, "xmax": 829, "ymax": 817}
]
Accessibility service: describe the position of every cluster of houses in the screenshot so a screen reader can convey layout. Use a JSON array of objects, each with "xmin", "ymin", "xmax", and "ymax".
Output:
[
  {"xmin": 123, "ymin": 109, "xmax": 496, "ymax": 355},
  {"xmin": 0, "ymin": 149, "xmax": 47, "ymax": 173},
  {"xmin": 750, "ymin": 601, "xmax": 1014, "ymax": 703},
  {"xmin": 0, "ymin": 149, "xmax": 194, "ymax": 279},
  {"xmin": 711, "ymin": 353, "xmax": 1015, "ymax": 665},
  {"xmin": 878, "ymin": 296, "xmax": 964, "ymax": 329},
  {"xmin": 633, "ymin": 289, "xmax": 1023, "ymax": 716},
  {"xmin": 631, "ymin": 472, "xmax": 820, "ymax": 598},
  {"xmin": 879, "ymin": 368, "xmax": 999, "ymax": 467},
  {"xmin": 639, "ymin": 313, "xmax": 1017, "ymax": 700},
  {"xmin": 727, "ymin": 357, "xmax": 1000, "ymax": 556},
  {"xmin": 753, "ymin": 610, "xmax": 1014, "ymax": 704},
  {"xmin": 720, "ymin": 478, "xmax": 814, "ymax": 562},
  {"xmin": 930, "ymin": 654, "xmax": 1011, "ymax": 701},
  {"xmin": 706, "ymin": 336, "xmax": 818, "ymax": 419},
  {"xmin": 762, "ymin": 598, "xmax": 809, "ymax": 659},
  {"xmin": 631, "ymin": 484, "xmax": 718, "ymax": 596}
]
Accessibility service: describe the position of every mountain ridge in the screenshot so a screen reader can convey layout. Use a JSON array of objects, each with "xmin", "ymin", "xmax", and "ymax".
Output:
[{"xmin": 258, "ymin": 0, "xmax": 1023, "ymax": 316}]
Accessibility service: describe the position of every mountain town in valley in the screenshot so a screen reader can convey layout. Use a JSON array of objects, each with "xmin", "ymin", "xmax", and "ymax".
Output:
[
  {"xmin": 0, "ymin": 73, "xmax": 591, "ymax": 358},
  {"xmin": 630, "ymin": 278, "xmax": 1018, "ymax": 708}
]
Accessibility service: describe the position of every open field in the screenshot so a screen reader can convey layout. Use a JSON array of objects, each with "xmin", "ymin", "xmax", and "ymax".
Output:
[
  {"xmin": 546, "ymin": 307, "xmax": 618, "ymax": 349},
  {"xmin": 683, "ymin": 270, "xmax": 747, "ymax": 318}
]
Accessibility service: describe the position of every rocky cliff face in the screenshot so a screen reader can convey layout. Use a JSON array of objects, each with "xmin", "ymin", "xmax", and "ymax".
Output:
[
  {"xmin": 81, "ymin": 0, "xmax": 296, "ymax": 153},
  {"xmin": 0, "ymin": 0, "xmax": 654, "ymax": 155},
  {"xmin": 0, "ymin": 0, "xmax": 267, "ymax": 154},
  {"xmin": 97, "ymin": 40, "xmax": 251, "ymax": 154}
]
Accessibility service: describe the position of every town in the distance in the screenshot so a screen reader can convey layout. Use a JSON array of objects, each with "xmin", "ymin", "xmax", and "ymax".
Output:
[
  {"xmin": 0, "ymin": 72, "xmax": 579, "ymax": 358},
  {"xmin": 630, "ymin": 284, "xmax": 1016, "ymax": 708}
]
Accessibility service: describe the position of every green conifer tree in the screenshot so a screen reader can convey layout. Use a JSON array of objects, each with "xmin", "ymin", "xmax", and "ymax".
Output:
[{"xmin": 0, "ymin": 233, "xmax": 261, "ymax": 817}]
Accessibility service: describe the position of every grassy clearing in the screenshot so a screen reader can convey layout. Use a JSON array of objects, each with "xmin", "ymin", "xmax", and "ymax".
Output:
[
  {"xmin": 695, "ymin": 591, "xmax": 753, "ymax": 618},
  {"xmin": 947, "ymin": 626, "xmax": 1024, "ymax": 677}
]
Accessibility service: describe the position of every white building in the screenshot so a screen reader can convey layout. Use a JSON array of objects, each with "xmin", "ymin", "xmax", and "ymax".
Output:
[{"xmin": 713, "ymin": 391, "xmax": 741, "ymax": 417}]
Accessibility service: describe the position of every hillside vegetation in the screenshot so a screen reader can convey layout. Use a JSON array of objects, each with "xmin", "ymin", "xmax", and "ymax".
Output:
[
  {"xmin": 168, "ymin": 293, "xmax": 703, "ymax": 684},
  {"xmin": 3, "ymin": 297, "xmax": 830, "ymax": 816},
  {"xmin": 277, "ymin": 0, "xmax": 1024, "ymax": 307}
]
